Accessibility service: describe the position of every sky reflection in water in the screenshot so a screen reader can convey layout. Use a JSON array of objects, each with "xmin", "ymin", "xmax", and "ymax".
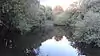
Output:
[{"xmin": 38, "ymin": 36, "xmax": 78, "ymax": 56}]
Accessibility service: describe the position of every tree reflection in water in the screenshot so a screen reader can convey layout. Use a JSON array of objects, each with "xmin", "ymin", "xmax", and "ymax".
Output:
[
  {"xmin": 37, "ymin": 36, "xmax": 79, "ymax": 56},
  {"xmin": 22, "ymin": 26, "xmax": 100, "ymax": 56},
  {"xmin": 72, "ymin": 42, "xmax": 100, "ymax": 56}
]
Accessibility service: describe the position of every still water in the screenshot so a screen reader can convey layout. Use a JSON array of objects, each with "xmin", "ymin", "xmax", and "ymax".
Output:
[{"xmin": 37, "ymin": 36, "xmax": 81, "ymax": 56}]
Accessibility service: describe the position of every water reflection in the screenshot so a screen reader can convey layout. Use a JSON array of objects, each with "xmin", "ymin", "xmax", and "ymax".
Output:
[
  {"xmin": 73, "ymin": 42, "xmax": 100, "ymax": 56},
  {"xmin": 37, "ymin": 36, "xmax": 78, "ymax": 56}
]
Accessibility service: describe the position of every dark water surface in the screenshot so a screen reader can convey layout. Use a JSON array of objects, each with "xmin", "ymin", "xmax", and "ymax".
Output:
[{"xmin": 1, "ymin": 20, "xmax": 100, "ymax": 56}]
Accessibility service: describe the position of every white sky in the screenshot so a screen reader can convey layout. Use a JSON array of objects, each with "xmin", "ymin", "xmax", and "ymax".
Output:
[{"xmin": 40, "ymin": 0, "xmax": 79, "ymax": 10}]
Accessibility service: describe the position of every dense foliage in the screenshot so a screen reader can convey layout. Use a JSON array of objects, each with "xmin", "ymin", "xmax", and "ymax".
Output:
[
  {"xmin": 0, "ymin": 0, "xmax": 53, "ymax": 48},
  {"xmin": 73, "ymin": 0, "xmax": 100, "ymax": 46},
  {"xmin": 0, "ymin": 0, "xmax": 40, "ymax": 34},
  {"xmin": 54, "ymin": 0, "xmax": 100, "ymax": 47}
]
